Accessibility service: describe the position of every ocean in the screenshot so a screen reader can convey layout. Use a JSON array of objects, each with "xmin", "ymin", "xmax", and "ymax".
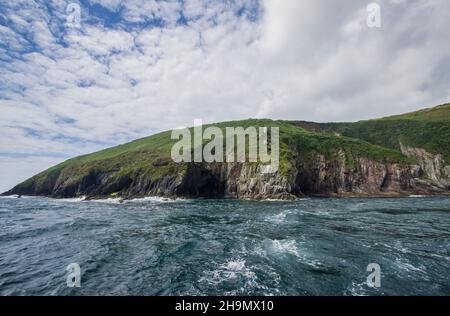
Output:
[{"xmin": 0, "ymin": 196, "xmax": 449, "ymax": 295}]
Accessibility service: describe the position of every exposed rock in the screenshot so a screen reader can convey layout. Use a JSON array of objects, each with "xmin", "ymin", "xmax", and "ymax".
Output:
[
  {"xmin": 400, "ymin": 143, "xmax": 450, "ymax": 190},
  {"xmin": 5, "ymin": 148, "xmax": 449, "ymax": 199},
  {"xmin": 445, "ymin": 166, "xmax": 450, "ymax": 178},
  {"xmin": 296, "ymin": 152, "xmax": 423, "ymax": 196},
  {"xmin": 179, "ymin": 163, "xmax": 299, "ymax": 200}
]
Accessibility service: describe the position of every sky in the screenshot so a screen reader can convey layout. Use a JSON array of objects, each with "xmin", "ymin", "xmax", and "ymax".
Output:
[{"xmin": 1, "ymin": 0, "xmax": 450, "ymax": 192}]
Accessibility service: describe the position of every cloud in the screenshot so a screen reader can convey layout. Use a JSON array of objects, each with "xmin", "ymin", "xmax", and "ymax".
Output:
[{"xmin": 0, "ymin": 0, "xmax": 450, "ymax": 192}]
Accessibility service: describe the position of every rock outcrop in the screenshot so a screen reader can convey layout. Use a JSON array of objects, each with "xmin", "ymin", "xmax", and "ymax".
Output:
[{"xmin": 400, "ymin": 143, "xmax": 450, "ymax": 190}]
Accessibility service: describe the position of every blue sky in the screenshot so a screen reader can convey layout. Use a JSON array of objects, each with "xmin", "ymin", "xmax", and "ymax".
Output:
[{"xmin": 1, "ymin": 0, "xmax": 450, "ymax": 192}]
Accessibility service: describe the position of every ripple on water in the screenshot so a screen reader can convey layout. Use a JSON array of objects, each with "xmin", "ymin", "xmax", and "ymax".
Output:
[
  {"xmin": 198, "ymin": 258, "xmax": 281, "ymax": 296},
  {"xmin": 0, "ymin": 196, "xmax": 449, "ymax": 295}
]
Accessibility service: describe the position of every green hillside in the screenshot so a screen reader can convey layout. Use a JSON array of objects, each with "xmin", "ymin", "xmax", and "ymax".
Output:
[
  {"xmin": 16, "ymin": 119, "xmax": 412, "ymax": 193},
  {"xmin": 292, "ymin": 103, "xmax": 450, "ymax": 164}
]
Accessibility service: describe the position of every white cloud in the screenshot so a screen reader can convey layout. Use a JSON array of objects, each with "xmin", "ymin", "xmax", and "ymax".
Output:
[{"xmin": 0, "ymin": 0, "xmax": 450, "ymax": 192}]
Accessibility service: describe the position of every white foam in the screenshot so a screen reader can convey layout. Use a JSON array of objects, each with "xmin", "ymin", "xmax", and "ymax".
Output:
[
  {"xmin": 222, "ymin": 259, "xmax": 246, "ymax": 272},
  {"xmin": 260, "ymin": 239, "xmax": 322, "ymax": 268},
  {"xmin": 346, "ymin": 281, "xmax": 370, "ymax": 296},
  {"xmin": 268, "ymin": 240, "xmax": 301, "ymax": 257},
  {"xmin": 0, "ymin": 195, "xmax": 20, "ymax": 199},
  {"xmin": 0, "ymin": 195, "xmax": 35, "ymax": 199},
  {"xmin": 62, "ymin": 196, "xmax": 87, "ymax": 202},
  {"xmin": 88, "ymin": 198, "xmax": 123, "ymax": 204},
  {"xmin": 394, "ymin": 258, "xmax": 428, "ymax": 275},
  {"xmin": 299, "ymin": 209, "xmax": 331, "ymax": 216},
  {"xmin": 199, "ymin": 256, "xmax": 282, "ymax": 295},
  {"xmin": 199, "ymin": 259, "xmax": 255, "ymax": 286},
  {"xmin": 127, "ymin": 196, "xmax": 184, "ymax": 203},
  {"xmin": 265, "ymin": 211, "xmax": 288, "ymax": 224},
  {"xmin": 261, "ymin": 198, "xmax": 309, "ymax": 202},
  {"xmin": 381, "ymin": 241, "xmax": 409, "ymax": 254}
]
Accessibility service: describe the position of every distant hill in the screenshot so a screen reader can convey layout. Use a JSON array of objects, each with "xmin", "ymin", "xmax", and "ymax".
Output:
[
  {"xmin": 292, "ymin": 103, "xmax": 450, "ymax": 164},
  {"xmin": 4, "ymin": 104, "xmax": 450, "ymax": 200}
]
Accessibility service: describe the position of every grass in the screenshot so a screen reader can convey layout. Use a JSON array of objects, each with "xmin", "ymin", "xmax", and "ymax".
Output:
[{"xmin": 291, "ymin": 103, "xmax": 450, "ymax": 164}]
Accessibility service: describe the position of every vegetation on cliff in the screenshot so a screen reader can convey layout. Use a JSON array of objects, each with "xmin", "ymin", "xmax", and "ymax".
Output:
[{"xmin": 293, "ymin": 103, "xmax": 450, "ymax": 164}]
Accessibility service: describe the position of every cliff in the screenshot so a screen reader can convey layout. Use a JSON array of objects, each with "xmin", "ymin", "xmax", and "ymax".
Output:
[{"xmin": 3, "ymin": 104, "xmax": 450, "ymax": 200}]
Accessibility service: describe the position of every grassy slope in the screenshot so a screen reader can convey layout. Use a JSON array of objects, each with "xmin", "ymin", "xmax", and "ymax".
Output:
[
  {"xmin": 19, "ymin": 130, "xmax": 184, "ymax": 190},
  {"xmin": 293, "ymin": 103, "xmax": 450, "ymax": 164}
]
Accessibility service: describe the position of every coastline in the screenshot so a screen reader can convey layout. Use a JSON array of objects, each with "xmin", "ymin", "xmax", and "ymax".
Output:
[{"xmin": 3, "ymin": 192, "xmax": 450, "ymax": 202}]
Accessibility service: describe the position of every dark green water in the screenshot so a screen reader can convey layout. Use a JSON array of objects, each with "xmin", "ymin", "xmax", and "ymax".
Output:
[{"xmin": 0, "ymin": 196, "xmax": 449, "ymax": 296}]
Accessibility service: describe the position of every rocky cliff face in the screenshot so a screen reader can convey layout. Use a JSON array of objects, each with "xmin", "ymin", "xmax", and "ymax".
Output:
[
  {"xmin": 297, "ymin": 152, "xmax": 449, "ymax": 196},
  {"xmin": 297, "ymin": 153, "xmax": 410, "ymax": 196},
  {"xmin": 400, "ymin": 143, "xmax": 450, "ymax": 190},
  {"xmin": 179, "ymin": 163, "xmax": 300, "ymax": 200},
  {"xmin": 6, "ymin": 148, "xmax": 449, "ymax": 199}
]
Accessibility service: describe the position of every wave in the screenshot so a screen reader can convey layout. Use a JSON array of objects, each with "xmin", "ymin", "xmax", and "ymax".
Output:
[
  {"xmin": 266, "ymin": 239, "xmax": 302, "ymax": 258},
  {"xmin": 260, "ymin": 198, "xmax": 310, "ymax": 202},
  {"xmin": 0, "ymin": 195, "xmax": 20, "ymax": 199},
  {"xmin": 0, "ymin": 195, "xmax": 35, "ymax": 199},
  {"xmin": 198, "ymin": 258, "xmax": 281, "ymax": 295},
  {"xmin": 346, "ymin": 281, "xmax": 372, "ymax": 296},
  {"xmin": 86, "ymin": 196, "xmax": 189, "ymax": 204},
  {"xmin": 61, "ymin": 196, "xmax": 87, "ymax": 202},
  {"xmin": 258, "ymin": 239, "xmax": 323, "ymax": 269},
  {"xmin": 87, "ymin": 198, "xmax": 123, "ymax": 204},
  {"xmin": 126, "ymin": 196, "xmax": 186, "ymax": 203},
  {"xmin": 199, "ymin": 259, "xmax": 255, "ymax": 285},
  {"xmin": 265, "ymin": 211, "xmax": 291, "ymax": 224},
  {"xmin": 298, "ymin": 209, "xmax": 331, "ymax": 217},
  {"xmin": 381, "ymin": 241, "xmax": 409, "ymax": 254},
  {"xmin": 393, "ymin": 258, "xmax": 429, "ymax": 277}
]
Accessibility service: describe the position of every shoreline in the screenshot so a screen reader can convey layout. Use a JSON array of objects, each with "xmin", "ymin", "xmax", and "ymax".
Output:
[{"xmin": 2, "ymin": 192, "xmax": 450, "ymax": 202}]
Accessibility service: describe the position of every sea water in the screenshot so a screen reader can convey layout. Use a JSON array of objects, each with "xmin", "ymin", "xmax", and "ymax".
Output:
[{"xmin": 0, "ymin": 196, "xmax": 449, "ymax": 295}]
